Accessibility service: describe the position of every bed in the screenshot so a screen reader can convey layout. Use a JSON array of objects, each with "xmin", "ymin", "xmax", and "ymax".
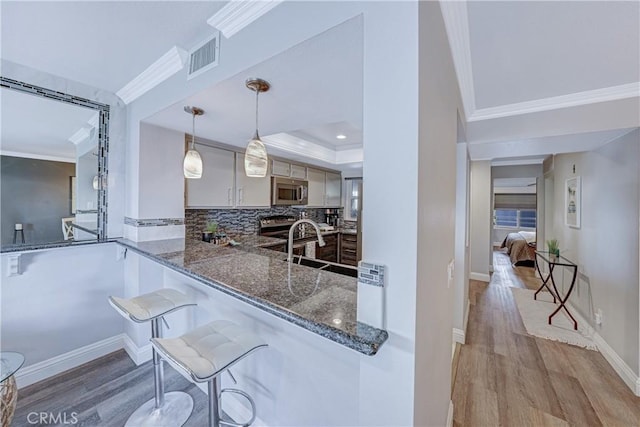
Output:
[{"xmin": 501, "ymin": 231, "xmax": 536, "ymax": 265}]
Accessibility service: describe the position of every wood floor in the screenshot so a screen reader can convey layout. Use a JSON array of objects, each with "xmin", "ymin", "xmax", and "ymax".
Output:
[
  {"xmin": 13, "ymin": 351, "xmax": 211, "ymax": 426},
  {"xmin": 452, "ymin": 251, "xmax": 640, "ymax": 427}
]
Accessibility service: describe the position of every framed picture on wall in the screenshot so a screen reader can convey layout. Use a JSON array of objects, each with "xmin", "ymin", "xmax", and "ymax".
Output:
[{"xmin": 565, "ymin": 176, "xmax": 581, "ymax": 228}]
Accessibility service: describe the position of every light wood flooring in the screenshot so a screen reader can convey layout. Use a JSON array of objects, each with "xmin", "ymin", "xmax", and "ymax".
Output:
[{"xmin": 452, "ymin": 251, "xmax": 640, "ymax": 427}]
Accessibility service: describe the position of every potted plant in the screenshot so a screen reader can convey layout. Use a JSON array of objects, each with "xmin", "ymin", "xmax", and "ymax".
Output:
[
  {"xmin": 546, "ymin": 239, "xmax": 559, "ymax": 257},
  {"xmin": 202, "ymin": 221, "xmax": 218, "ymax": 243}
]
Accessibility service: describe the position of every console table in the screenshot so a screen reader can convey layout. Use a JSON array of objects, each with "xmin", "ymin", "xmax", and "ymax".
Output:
[{"xmin": 534, "ymin": 251, "xmax": 579, "ymax": 330}]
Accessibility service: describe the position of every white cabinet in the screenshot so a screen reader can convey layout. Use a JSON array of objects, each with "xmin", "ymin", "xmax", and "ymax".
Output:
[
  {"xmin": 186, "ymin": 145, "xmax": 234, "ymax": 207},
  {"xmin": 236, "ymin": 158, "xmax": 271, "ymax": 207},
  {"xmin": 271, "ymin": 160, "xmax": 291, "ymax": 177},
  {"xmin": 307, "ymin": 168, "xmax": 326, "ymax": 207},
  {"xmin": 325, "ymin": 172, "xmax": 342, "ymax": 207},
  {"xmin": 307, "ymin": 168, "xmax": 342, "ymax": 207},
  {"xmin": 272, "ymin": 160, "xmax": 307, "ymax": 179},
  {"xmin": 290, "ymin": 164, "xmax": 307, "ymax": 179}
]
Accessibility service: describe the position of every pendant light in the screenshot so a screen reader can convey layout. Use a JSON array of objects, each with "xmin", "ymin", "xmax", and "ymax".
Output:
[
  {"xmin": 183, "ymin": 106, "xmax": 204, "ymax": 179},
  {"xmin": 244, "ymin": 78, "xmax": 270, "ymax": 177}
]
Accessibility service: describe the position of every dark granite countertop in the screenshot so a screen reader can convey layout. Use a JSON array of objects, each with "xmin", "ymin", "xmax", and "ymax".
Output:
[{"xmin": 117, "ymin": 236, "xmax": 387, "ymax": 355}]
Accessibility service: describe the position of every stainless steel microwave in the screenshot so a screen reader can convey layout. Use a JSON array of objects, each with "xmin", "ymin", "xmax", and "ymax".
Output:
[{"xmin": 272, "ymin": 177, "xmax": 308, "ymax": 206}]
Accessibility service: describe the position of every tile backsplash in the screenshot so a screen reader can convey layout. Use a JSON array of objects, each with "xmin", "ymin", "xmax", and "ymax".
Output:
[{"xmin": 185, "ymin": 207, "xmax": 340, "ymax": 239}]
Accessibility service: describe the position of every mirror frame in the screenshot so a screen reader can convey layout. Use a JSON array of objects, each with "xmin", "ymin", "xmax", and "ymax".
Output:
[{"xmin": 0, "ymin": 77, "xmax": 110, "ymax": 241}]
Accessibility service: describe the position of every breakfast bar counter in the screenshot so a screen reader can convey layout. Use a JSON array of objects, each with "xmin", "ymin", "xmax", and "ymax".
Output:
[{"xmin": 117, "ymin": 236, "xmax": 387, "ymax": 355}]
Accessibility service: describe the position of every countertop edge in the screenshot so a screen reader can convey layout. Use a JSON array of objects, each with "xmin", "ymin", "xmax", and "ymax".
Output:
[
  {"xmin": 1, "ymin": 238, "xmax": 119, "ymax": 254},
  {"xmin": 117, "ymin": 239, "xmax": 387, "ymax": 356}
]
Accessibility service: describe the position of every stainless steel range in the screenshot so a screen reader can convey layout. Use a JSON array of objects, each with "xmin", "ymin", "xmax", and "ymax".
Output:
[{"xmin": 258, "ymin": 215, "xmax": 298, "ymax": 239}]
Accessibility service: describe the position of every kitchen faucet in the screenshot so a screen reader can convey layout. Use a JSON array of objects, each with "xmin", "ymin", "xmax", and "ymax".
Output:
[{"xmin": 287, "ymin": 219, "xmax": 326, "ymax": 264}]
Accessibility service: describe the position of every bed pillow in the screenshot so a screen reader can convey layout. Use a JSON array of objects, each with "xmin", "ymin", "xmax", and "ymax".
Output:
[{"xmin": 518, "ymin": 231, "xmax": 536, "ymax": 244}]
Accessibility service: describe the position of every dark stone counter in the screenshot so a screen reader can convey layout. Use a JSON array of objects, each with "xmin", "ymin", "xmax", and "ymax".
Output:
[{"xmin": 117, "ymin": 236, "xmax": 387, "ymax": 355}]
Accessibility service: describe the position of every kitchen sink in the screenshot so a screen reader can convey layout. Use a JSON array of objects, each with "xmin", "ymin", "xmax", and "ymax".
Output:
[{"xmin": 284, "ymin": 256, "xmax": 358, "ymax": 278}]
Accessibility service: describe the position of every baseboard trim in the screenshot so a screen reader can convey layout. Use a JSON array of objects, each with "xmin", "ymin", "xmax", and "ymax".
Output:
[
  {"xmin": 446, "ymin": 400, "xmax": 453, "ymax": 427},
  {"xmin": 122, "ymin": 333, "xmax": 153, "ymax": 366},
  {"xmin": 16, "ymin": 334, "xmax": 125, "ymax": 388},
  {"xmin": 567, "ymin": 302, "xmax": 640, "ymax": 396},
  {"xmin": 452, "ymin": 328, "xmax": 465, "ymax": 345},
  {"xmin": 470, "ymin": 272, "xmax": 490, "ymax": 282}
]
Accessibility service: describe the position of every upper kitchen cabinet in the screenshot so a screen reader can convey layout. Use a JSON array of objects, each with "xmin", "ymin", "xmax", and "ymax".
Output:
[
  {"xmin": 307, "ymin": 167, "xmax": 342, "ymax": 207},
  {"xmin": 271, "ymin": 159, "xmax": 307, "ymax": 180},
  {"xmin": 186, "ymin": 145, "xmax": 271, "ymax": 208},
  {"xmin": 325, "ymin": 172, "xmax": 342, "ymax": 206},
  {"xmin": 235, "ymin": 157, "xmax": 270, "ymax": 207},
  {"xmin": 186, "ymin": 145, "xmax": 235, "ymax": 208}
]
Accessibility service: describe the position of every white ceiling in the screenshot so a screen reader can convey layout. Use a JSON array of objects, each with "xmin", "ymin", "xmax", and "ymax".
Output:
[
  {"xmin": 143, "ymin": 15, "xmax": 363, "ymax": 168},
  {"xmin": 0, "ymin": 88, "xmax": 98, "ymax": 162},
  {"xmin": 2, "ymin": 1, "xmax": 638, "ymax": 167},
  {"xmin": 467, "ymin": 1, "xmax": 640, "ymax": 109},
  {"xmin": 1, "ymin": 1, "xmax": 225, "ymax": 93}
]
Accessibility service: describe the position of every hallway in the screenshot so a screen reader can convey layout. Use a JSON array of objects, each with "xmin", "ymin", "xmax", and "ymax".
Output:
[{"xmin": 452, "ymin": 252, "xmax": 640, "ymax": 426}]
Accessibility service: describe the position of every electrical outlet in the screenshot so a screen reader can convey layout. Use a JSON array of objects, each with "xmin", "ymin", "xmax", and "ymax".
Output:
[{"xmin": 595, "ymin": 308, "xmax": 603, "ymax": 325}]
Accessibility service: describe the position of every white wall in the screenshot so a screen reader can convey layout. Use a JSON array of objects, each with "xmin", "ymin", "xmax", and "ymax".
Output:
[
  {"xmin": 414, "ymin": 2, "xmax": 463, "ymax": 424},
  {"xmin": 551, "ymin": 129, "xmax": 639, "ymax": 375},
  {"xmin": 123, "ymin": 123, "xmax": 186, "ymax": 241},
  {"xmin": 1, "ymin": 244, "xmax": 125, "ymax": 381},
  {"xmin": 469, "ymin": 161, "xmax": 491, "ymax": 281},
  {"xmin": 454, "ymin": 143, "xmax": 470, "ymax": 339}
]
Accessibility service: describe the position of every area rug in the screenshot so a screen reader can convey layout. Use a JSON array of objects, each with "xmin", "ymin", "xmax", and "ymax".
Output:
[{"xmin": 511, "ymin": 287, "xmax": 597, "ymax": 351}]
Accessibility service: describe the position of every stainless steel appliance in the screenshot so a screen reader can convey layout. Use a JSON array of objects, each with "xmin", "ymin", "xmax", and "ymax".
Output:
[
  {"xmin": 272, "ymin": 177, "xmax": 308, "ymax": 206},
  {"xmin": 324, "ymin": 208, "xmax": 340, "ymax": 227},
  {"xmin": 258, "ymin": 215, "xmax": 298, "ymax": 239}
]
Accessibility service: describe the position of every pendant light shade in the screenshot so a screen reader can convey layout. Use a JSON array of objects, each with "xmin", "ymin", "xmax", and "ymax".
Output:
[
  {"xmin": 244, "ymin": 78, "xmax": 270, "ymax": 177},
  {"xmin": 183, "ymin": 106, "xmax": 204, "ymax": 179}
]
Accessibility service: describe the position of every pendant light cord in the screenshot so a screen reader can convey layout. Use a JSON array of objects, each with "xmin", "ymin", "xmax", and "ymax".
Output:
[
  {"xmin": 191, "ymin": 111, "xmax": 196, "ymax": 150},
  {"xmin": 254, "ymin": 88, "xmax": 260, "ymax": 139}
]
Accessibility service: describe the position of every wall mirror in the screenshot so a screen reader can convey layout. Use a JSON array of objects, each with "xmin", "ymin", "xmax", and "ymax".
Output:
[{"xmin": 0, "ymin": 78, "xmax": 109, "ymax": 248}]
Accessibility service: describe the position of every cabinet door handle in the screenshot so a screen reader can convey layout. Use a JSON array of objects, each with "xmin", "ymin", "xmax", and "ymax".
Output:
[
  {"xmin": 227, "ymin": 188, "xmax": 232, "ymax": 205},
  {"xmin": 238, "ymin": 187, "xmax": 244, "ymax": 205}
]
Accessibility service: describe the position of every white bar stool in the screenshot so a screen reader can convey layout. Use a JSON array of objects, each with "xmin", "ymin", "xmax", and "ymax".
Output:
[
  {"xmin": 151, "ymin": 320, "xmax": 268, "ymax": 427},
  {"xmin": 109, "ymin": 288, "xmax": 196, "ymax": 427}
]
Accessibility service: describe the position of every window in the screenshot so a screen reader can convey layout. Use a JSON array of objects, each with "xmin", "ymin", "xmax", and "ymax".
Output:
[
  {"xmin": 494, "ymin": 209, "xmax": 536, "ymax": 229},
  {"xmin": 345, "ymin": 178, "xmax": 362, "ymax": 221}
]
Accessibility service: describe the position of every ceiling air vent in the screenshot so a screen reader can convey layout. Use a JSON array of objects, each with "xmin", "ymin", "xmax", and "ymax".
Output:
[{"xmin": 188, "ymin": 32, "xmax": 220, "ymax": 80}]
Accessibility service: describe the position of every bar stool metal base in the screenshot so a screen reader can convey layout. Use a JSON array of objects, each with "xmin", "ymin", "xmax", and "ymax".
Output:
[{"xmin": 125, "ymin": 391, "xmax": 193, "ymax": 427}]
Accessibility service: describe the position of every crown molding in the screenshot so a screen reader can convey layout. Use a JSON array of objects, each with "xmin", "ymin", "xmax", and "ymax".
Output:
[
  {"xmin": 207, "ymin": 0, "xmax": 283, "ymax": 39},
  {"xmin": 116, "ymin": 46, "xmax": 188, "ymax": 105},
  {"xmin": 262, "ymin": 133, "xmax": 363, "ymax": 165},
  {"xmin": 440, "ymin": 0, "xmax": 475, "ymax": 118},
  {"xmin": 0, "ymin": 150, "xmax": 75, "ymax": 163},
  {"xmin": 469, "ymin": 82, "xmax": 640, "ymax": 122},
  {"xmin": 68, "ymin": 127, "xmax": 91, "ymax": 145}
]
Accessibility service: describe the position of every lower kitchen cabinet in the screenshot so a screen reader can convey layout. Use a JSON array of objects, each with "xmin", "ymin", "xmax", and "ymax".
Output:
[
  {"xmin": 316, "ymin": 233, "xmax": 338, "ymax": 263},
  {"xmin": 340, "ymin": 233, "xmax": 358, "ymax": 266}
]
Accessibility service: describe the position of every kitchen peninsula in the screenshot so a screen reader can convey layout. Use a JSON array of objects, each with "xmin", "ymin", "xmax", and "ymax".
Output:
[{"xmin": 118, "ymin": 234, "xmax": 387, "ymax": 355}]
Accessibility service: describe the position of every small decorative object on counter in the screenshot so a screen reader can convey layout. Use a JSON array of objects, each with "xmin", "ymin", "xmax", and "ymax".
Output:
[
  {"xmin": 203, "ymin": 222, "xmax": 218, "ymax": 243},
  {"xmin": 546, "ymin": 238, "xmax": 559, "ymax": 257}
]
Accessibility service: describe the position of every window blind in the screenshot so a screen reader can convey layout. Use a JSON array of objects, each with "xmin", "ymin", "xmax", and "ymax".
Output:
[{"xmin": 494, "ymin": 193, "xmax": 536, "ymax": 209}]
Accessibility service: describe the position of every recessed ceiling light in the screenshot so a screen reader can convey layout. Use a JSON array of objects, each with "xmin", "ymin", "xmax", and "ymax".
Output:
[{"xmin": 336, "ymin": 134, "xmax": 347, "ymax": 140}]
